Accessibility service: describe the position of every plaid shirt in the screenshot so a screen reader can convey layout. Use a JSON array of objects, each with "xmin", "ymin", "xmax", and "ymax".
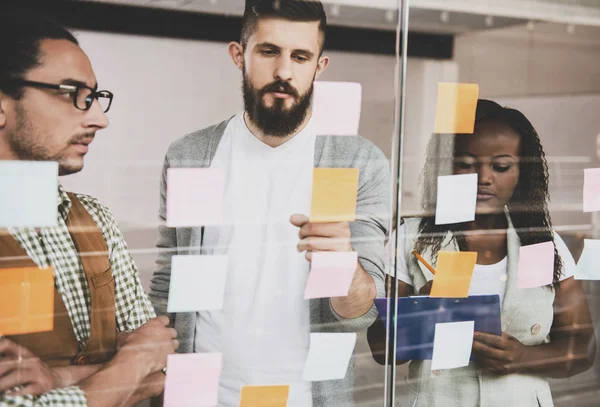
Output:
[{"xmin": 2, "ymin": 185, "xmax": 156, "ymax": 407}]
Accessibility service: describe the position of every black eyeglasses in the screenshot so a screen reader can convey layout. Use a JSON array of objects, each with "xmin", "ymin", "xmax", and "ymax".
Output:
[{"xmin": 14, "ymin": 80, "xmax": 114, "ymax": 113}]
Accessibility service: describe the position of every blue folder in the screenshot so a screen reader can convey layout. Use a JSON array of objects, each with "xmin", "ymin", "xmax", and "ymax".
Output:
[{"xmin": 374, "ymin": 295, "xmax": 502, "ymax": 361}]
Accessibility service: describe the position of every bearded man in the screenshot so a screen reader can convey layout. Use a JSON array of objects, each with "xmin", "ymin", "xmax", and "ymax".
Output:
[{"xmin": 149, "ymin": 1, "xmax": 390, "ymax": 406}]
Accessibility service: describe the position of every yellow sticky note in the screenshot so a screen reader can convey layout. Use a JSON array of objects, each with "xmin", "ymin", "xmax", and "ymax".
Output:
[
  {"xmin": 434, "ymin": 83, "xmax": 479, "ymax": 134},
  {"xmin": 430, "ymin": 252, "xmax": 477, "ymax": 298},
  {"xmin": 310, "ymin": 168, "xmax": 359, "ymax": 223},
  {"xmin": 0, "ymin": 267, "xmax": 54, "ymax": 335},
  {"xmin": 239, "ymin": 385, "xmax": 290, "ymax": 407}
]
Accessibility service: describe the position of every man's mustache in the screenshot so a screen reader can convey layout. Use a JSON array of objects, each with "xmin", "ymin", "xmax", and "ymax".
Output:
[
  {"xmin": 70, "ymin": 133, "xmax": 96, "ymax": 144},
  {"xmin": 260, "ymin": 81, "xmax": 299, "ymax": 98}
]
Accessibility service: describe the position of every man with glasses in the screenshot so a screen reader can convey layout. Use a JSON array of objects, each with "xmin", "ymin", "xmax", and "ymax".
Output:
[{"xmin": 0, "ymin": 10, "xmax": 177, "ymax": 407}]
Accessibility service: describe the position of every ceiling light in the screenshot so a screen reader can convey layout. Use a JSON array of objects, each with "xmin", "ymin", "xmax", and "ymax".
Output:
[
  {"xmin": 330, "ymin": 4, "xmax": 340, "ymax": 18},
  {"xmin": 440, "ymin": 11, "xmax": 450, "ymax": 23},
  {"xmin": 385, "ymin": 9, "xmax": 395, "ymax": 23}
]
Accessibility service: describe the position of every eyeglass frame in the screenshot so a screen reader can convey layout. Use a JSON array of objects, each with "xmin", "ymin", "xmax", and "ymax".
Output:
[{"xmin": 11, "ymin": 79, "xmax": 114, "ymax": 113}]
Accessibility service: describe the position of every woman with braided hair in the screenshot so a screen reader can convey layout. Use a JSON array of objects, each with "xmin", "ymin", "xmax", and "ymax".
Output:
[{"xmin": 371, "ymin": 99, "xmax": 596, "ymax": 407}]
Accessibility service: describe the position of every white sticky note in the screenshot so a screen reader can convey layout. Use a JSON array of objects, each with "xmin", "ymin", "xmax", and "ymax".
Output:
[
  {"xmin": 517, "ymin": 241, "xmax": 555, "ymax": 289},
  {"xmin": 435, "ymin": 174, "xmax": 477, "ymax": 225},
  {"xmin": 304, "ymin": 252, "xmax": 358, "ymax": 299},
  {"xmin": 576, "ymin": 239, "xmax": 600, "ymax": 280},
  {"xmin": 431, "ymin": 321, "xmax": 474, "ymax": 370},
  {"xmin": 0, "ymin": 161, "xmax": 58, "ymax": 228},
  {"xmin": 583, "ymin": 168, "xmax": 600, "ymax": 212},
  {"xmin": 302, "ymin": 332, "xmax": 356, "ymax": 382},
  {"xmin": 167, "ymin": 255, "xmax": 228, "ymax": 312},
  {"xmin": 164, "ymin": 353, "xmax": 222, "ymax": 407},
  {"xmin": 166, "ymin": 168, "xmax": 225, "ymax": 227},
  {"xmin": 312, "ymin": 81, "xmax": 362, "ymax": 136}
]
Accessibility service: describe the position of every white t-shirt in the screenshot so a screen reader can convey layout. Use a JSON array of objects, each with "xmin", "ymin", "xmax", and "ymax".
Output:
[
  {"xmin": 195, "ymin": 113, "xmax": 315, "ymax": 407},
  {"xmin": 389, "ymin": 224, "xmax": 576, "ymax": 305}
]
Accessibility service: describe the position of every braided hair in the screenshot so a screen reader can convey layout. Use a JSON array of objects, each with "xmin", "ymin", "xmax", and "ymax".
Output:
[{"xmin": 414, "ymin": 99, "xmax": 563, "ymax": 286}]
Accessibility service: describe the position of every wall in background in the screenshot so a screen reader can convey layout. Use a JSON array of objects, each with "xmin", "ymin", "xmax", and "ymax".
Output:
[
  {"xmin": 455, "ymin": 22, "xmax": 600, "ymax": 228},
  {"xmin": 454, "ymin": 23, "xmax": 600, "ymax": 97},
  {"xmin": 61, "ymin": 30, "xmax": 457, "ymax": 275}
]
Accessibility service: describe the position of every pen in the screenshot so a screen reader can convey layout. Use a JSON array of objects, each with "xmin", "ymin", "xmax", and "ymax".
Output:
[{"xmin": 411, "ymin": 250, "xmax": 436, "ymax": 275}]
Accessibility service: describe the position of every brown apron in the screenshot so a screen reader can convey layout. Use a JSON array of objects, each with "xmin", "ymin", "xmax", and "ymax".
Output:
[{"xmin": 0, "ymin": 192, "xmax": 117, "ymax": 367}]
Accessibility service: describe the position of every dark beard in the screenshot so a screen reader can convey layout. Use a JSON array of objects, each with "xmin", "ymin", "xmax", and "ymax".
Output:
[
  {"xmin": 9, "ymin": 104, "xmax": 53, "ymax": 162},
  {"xmin": 242, "ymin": 72, "xmax": 312, "ymax": 137},
  {"xmin": 9, "ymin": 104, "xmax": 91, "ymax": 176}
]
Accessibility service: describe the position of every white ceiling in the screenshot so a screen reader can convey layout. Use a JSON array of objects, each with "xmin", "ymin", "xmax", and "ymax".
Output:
[{"xmin": 79, "ymin": 0, "xmax": 600, "ymax": 35}]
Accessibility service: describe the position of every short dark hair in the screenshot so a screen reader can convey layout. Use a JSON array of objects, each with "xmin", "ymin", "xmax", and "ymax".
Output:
[
  {"xmin": 240, "ymin": 0, "xmax": 327, "ymax": 54},
  {"xmin": 0, "ymin": 8, "xmax": 79, "ymax": 99}
]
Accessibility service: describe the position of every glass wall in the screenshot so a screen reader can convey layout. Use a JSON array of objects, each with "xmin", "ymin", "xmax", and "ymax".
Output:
[
  {"xmin": 388, "ymin": 0, "xmax": 600, "ymax": 406},
  {"xmin": 2, "ymin": 0, "xmax": 599, "ymax": 406}
]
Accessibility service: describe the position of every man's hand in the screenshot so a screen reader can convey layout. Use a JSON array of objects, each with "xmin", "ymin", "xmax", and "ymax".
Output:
[
  {"xmin": 291, "ymin": 213, "xmax": 376, "ymax": 318},
  {"xmin": 290, "ymin": 214, "xmax": 353, "ymax": 261},
  {"xmin": 127, "ymin": 371, "xmax": 166, "ymax": 406},
  {"xmin": 472, "ymin": 331, "xmax": 526, "ymax": 375},
  {"xmin": 116, "ymin": 316, "xmax": 178, "ymax": 377},
  {"xmin": 0, "ymin": 337, "xmax": 63, "ymax": 396}
]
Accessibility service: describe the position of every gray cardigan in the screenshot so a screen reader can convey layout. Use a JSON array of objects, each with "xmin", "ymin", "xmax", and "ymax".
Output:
[{"xmin": 149, "ymin": 118, "xmax": 390, "ymax": 407}]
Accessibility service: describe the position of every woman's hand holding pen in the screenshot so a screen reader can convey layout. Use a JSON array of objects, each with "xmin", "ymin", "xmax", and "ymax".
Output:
[{"xmin": 471, "ymin": 331, "xmax": 526, "ymax": 375}]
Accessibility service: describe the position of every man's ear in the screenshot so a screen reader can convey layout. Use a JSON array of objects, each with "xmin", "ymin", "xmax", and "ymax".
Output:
[
  {"xmin": 228, "ymin": 42, "xmax": 245, "ymax": 71},
  {"xmin": 314, "ymin": 55, "xmax": 330, "ymax": 79},
  {"xmin": 0, "ymin": 91, "xmax": 7, "ymax": 129}
]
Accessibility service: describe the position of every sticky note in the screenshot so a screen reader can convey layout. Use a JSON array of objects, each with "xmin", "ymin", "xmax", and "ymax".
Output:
[
  {"xmin": 430, "ymin": 251, "xmax": 477, "ymax": 298},
  {"xmin": 435, "ymin": 174, "xmax": 477, "ymax": 225},
  {"xmin": 312, "ymin": 81, "xmax": 362, "ymax": 136},
  {"xmin": 517, "ymin": 241, "xmax": 555, "ymax": 289},
  {"xmin": 310, "ymin": 168, "xmax": 359, "ymax": 223},
  {"xmin": 164, "ymin": 353, "xmax": 222, "ymax": 407},
  {"xmin": 0, "ymin": 161, "xmax": 58, "ymax": 228},
  {"xmin": 302, "ymin": 332, "xmax": 356, "ymax": 381},
  {"xmin": 583, "ymin": 168, "xmax": 600, "ymax": 212},
  {"xmin": 167, "ymin": 255, "xmax": 228, "ymax": 312},
  {"xmin": 239, "ymin": 385, "xmax": 290, "ymax": 407},
  {"xmin": 576, "ymin": 239, "xmax": 600, "ymax": 280},
  {"xmin": 0, "ymin": 267, "xmax": 54, "ymax": 335},
  {"xmin": 434, "ymin": 83, "xmax": 479, "ymax": 134},
  {"xmin": 166, "ymin": 168, "xmax": 225, "ymax": 227},
  {"xmin": 304, "ymin": 252, "xmax": 358, "ymax": 299},
  {"xmin": 431, "ymin": 321, "xmax": 474, "ymax": 370}
]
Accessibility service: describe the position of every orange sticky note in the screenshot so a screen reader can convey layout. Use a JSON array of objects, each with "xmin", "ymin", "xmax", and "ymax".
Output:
[
  {"xmin": 434, "ymin": 83, "xmax": 479, "ymax": 134},
  {"xmin": 0, "ymin": 267, "xmax": 54, "ymax": 335},
  {"xmin": 430, "ymin": 252, "xmax": 477, "ymax": 298},
  {"xmin": 239, "ymin": 385, "xmax": 290, "ymax": 407},
  {"xmin": 310, "ymin": 168, "xmax": 359, "ymax": 223}
]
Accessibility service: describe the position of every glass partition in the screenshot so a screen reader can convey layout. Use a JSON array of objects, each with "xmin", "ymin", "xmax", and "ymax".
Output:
[
  {"xmin": 389, "ymin": 1, "xmax": 600, "ymax": 406},
  {"xmin": 5, "ymin": 0, "xmax": 599, "ymax": 406}
]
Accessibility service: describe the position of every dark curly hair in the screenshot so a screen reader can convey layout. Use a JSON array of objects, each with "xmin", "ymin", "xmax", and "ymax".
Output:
[{"xmin": 414, "ymin": 99, "xmax": 563, "ymax": 286}]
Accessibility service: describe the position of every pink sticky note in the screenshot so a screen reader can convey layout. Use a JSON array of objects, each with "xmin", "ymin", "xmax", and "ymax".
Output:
[
  {"xmin": 517, "ymin": 241, "xmax": 555, "ymax": 289},
  {"xmin": 166, "ymin": 168, "xmax": 225, "ymax": 227},
  {"xmin": 164, "ymin": 353, "xmax": 222, "ymax": 407},
  {"xmin": 312, "ymin": 81, "xmax": 362, "ymax": 136},
  {"xmin": 304, "ymin": 252, "xmax": 358, "ymax": 299},
  {"xmin": 583, "ymin": 168, "xmax": 600, "ymax": 212}
]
